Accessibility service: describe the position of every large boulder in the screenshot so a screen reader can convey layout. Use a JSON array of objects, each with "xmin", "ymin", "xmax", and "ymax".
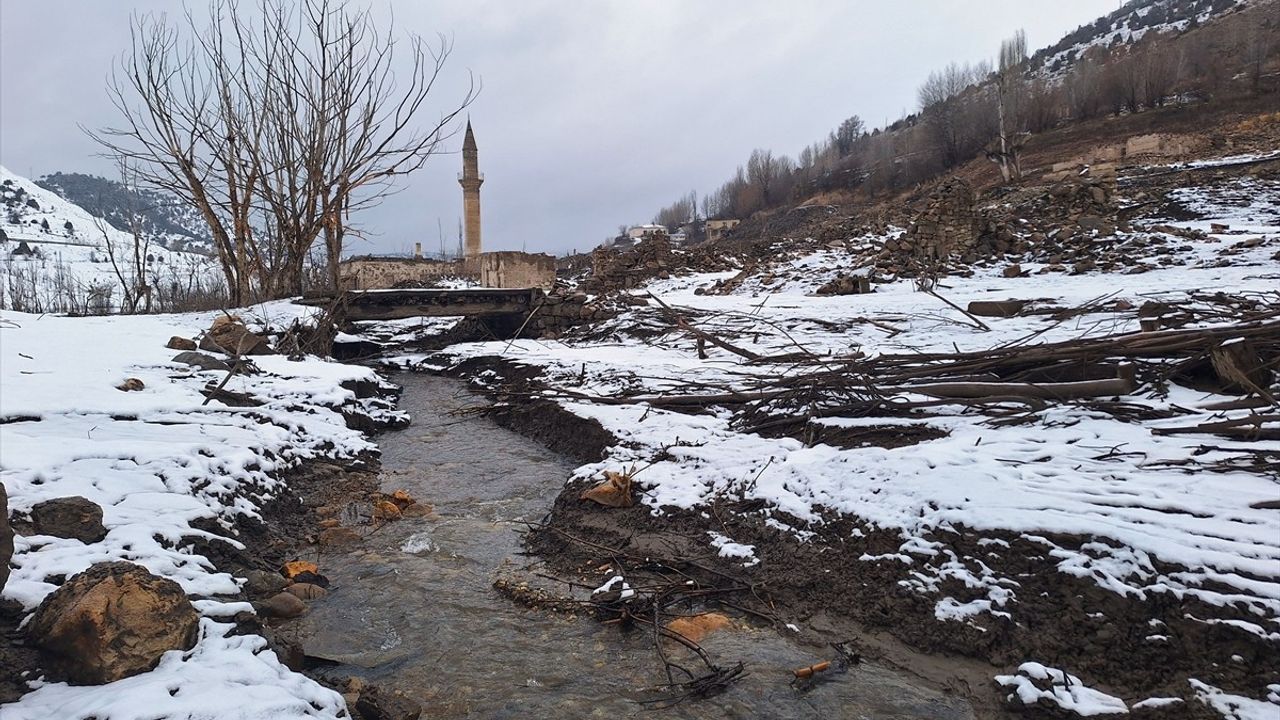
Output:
[
  {"xmin": 1, "ymin": 484, "xmax": 12, "ymax": 592},
  {"xmin": 30, "ymin": 496, "xmax": 107, "ymax": 544},
  {"xmin": 27, "ymin": 561, "xmax": 200, "ymax": 684},
  {"xmin": 199, "ymin": 315, "xmax": 273, "ymax": 356}
]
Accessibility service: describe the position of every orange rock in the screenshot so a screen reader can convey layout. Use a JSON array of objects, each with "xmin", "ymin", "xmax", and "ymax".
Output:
[
  {"xmin": 373, "ymin": 500, "xmax": 402, "ymax": 521},
  {"xmin": 317, "ymin": 518, "xmax": 341, "ymax": 529},
  {"xmin": 281, "ymin": 560, "xmax": 318, "ymax": 580},
  {"xmin": 580, "ymin": 471, "xmax": 634, "ymax": 508},
  {"xmin": 389, "ymin": 489, "xmax": 415, "ymax": 508},
  {"xmin": 317, "ymin": 527, "xmax": 362, "ymax": 547},
  {"xmin": 665, "ymin": 612, "xmax": 732, "ymax": 643}
]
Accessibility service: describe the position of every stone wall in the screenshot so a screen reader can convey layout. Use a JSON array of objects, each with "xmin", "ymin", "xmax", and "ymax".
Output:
[
  {"xmin": 341, "ymin": 252, "xmax": 557, "ymax": 290},
  {"xmin": 524, "ymin": 292, "xmax": 617, "ymax": 338},
  {"xmin": 1043, "ymin": 133, "xmax": 1207, "ymax": 181},
  {"xmin": 579, "ymin": 232, "xmax": 672, "ymax": 294},
  {"xmin": 705, "ymin": 219, "xmax": 740, "ymax": 243},
  {"xmin": 479, "ymin": 251, "xmax": 556, "ymax": 290},
  {"xmin": 895, "ymin": 178, "xmax": 979, "ymax": 260},
  {"xmin": 339, "ymin": 257, "xmax": 468, "ymax": 290}
]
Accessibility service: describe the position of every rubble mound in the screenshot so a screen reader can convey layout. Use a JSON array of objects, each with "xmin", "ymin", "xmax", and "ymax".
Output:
[{"xmin": 579, "ymin": 232, "xmax": 672, "ymax": 294}]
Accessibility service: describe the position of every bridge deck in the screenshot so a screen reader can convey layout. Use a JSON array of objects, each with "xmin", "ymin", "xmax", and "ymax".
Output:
[{"xmin": 298, "ymin": 287, "xmax": 543, "ymax": 320}]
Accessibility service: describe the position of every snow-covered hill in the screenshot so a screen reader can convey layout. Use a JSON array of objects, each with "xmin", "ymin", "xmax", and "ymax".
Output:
[
  {"xmin": 1034, "ymin": 0, "xmax": 1252, "ymax": 76},
  {"xmin": 35, "ymin": 172, "xmax": 215, "ymax": 256},
  {"xmin": 0, "ymin": 166, "xmax": 223, "ymax": 314}
]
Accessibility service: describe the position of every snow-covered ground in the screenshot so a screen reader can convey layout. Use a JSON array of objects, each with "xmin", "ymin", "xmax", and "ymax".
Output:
[
  {"xmin": 408, "ymin": 173, "xmax": 1280, "ymax": 716},
  {"xmin": 1, "ymin": 165, "xmax": 222, "ymax": 314},
  {"xmin": 0, "ymin": 302, "xmax": 390, "ymax": 719}
]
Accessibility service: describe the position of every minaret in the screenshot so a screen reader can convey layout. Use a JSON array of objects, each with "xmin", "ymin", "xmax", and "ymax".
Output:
[{"xmin": 458, "ymin": 120, "xmax": 483, "ymax": 260}]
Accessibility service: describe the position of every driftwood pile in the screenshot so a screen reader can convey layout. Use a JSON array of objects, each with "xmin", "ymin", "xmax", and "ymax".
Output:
[{"xmin": 532, "ymin": 291, "xmax": 1280, "ymax": 474}]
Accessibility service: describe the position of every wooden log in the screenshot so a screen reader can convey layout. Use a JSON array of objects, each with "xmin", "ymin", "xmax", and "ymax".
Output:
[
  {"xmin": 967, "ymin": 300, "xmax": 1028, "ymax": 318},
  {"xmin": 1210, "ymin": 339, "xmax": 1274, "ymax": 396},
  {"xmin": 890, "ymin": 375, "xmax": 1136, "ymax": 401}
]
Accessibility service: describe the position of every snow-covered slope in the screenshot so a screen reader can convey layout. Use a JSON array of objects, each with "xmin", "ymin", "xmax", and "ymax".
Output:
[
  {"xmin": 1034, "ymin": 0, "xmax": 1252, "ymax": 76},
  {"xmin": 0, "ymin": 165, "xmax": 222, "ymax": 314},
  {"xmin": 36, "ymin": 172, "xmax": 216, "ymax": 255}
]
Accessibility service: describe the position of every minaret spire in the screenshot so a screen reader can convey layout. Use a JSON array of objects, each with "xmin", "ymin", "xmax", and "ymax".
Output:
[{"xmin": 459, "ymin": 118, "xmax": 483, "ymax": 260}]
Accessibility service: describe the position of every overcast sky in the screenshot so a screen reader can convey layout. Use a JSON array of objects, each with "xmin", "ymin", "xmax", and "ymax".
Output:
[{"xmin": 0, "ymin": 1, "xmax": 1117, "ymax": 257}]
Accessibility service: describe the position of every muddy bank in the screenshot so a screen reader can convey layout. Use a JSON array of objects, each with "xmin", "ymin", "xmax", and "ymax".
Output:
[
  {"xmin": 450, "ymin": 355, "xmax": 1274, "ymax": 718},
  {"xmin": 259, "ymin": 371, "xmax": 976, "ymax": 718}
]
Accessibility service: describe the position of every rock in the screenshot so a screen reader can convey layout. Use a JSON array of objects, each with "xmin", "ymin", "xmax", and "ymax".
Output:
[
  {"xmin": 27, "ymin": 561, "xmax": 199, "ymax": 684},
  {"xmin": 165, "ymin": 336, "xmax": 198, "ymax": 351},
  {"xmin": 199, "ymin": 315, "xmax": 273, "ymax": 356},
  {"xmin": 372, "ymin": 500, "xmax": 401, "ymax": 521},
  {"xmin": 30, "ymin": 496, "xmax": 107, "ymax": 543},
  {"xmin": 389, "ymin": 489, "xmax": 415, "ymax": 508},
  {"xmin": 317, "ymin": 527, "xmax": 362, "ymax": 547},
  {"xmin": 0, "ymin": 485, "xmax": 12, "ymax": 592},
  {"xmin": 242, "ymin": 569, "xmax": 288, "ymax": 598},
  {"xmin": 291, "ymin": 570, "xmax": 330, "ymax": 588},
  {"xmin": 580, "ymin": 471, "xmax": 634, "ymax": 508},
  {"xmin": 281, "ymin": 560, "xmax": 319, "ymax": 580},
  {"xmin": 254, "ymin": 591, "xmax": 308, "ymax": 619},
  {"xmin": 284, "ymin": 583, "xmax": 328, "ymax": 601},
  {"xmin": 1002, "ymin": 264, "xmax": 1022, "ymax": 278},
  {"xmin": 400, "ymin": 503, "xmax": 435, "ymax": 519},
  {"xmin": 666, "ymin": 612, "xmax": 732, "ymax": 643},
  {"xmin": 116, "ymin": 378, "xmax": 145, "ymax": 392},
  {"xmin": 1077, "ymin": 215, "xmax": 1105, "ymax": 233},
  {"xmin": 355, "ymin": 686, "xmax": 423, "ymax": 720},
  {"xmin": 172, "ymin": 351, "xmax": 232, "ymax": 372}
]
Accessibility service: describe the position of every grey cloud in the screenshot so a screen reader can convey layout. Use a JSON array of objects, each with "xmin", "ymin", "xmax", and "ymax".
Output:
[{"xmin": 1, "ymin": 1, "xmax": 1115, "ymax": 256}]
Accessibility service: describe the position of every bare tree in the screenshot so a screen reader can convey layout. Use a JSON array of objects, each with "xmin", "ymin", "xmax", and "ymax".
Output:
[
  {"xmin": 918, "ymin": 61, "xmax": 988, "ymax": 168},
  {"xmin": 90, "ymin": 0, "xmax": 476, "ymax": 304},
  {"xmin": 832, "ymin": 115, "xmax": 864, "ymax": 158},
  {"xmin": 1244, "ymin": 22, "xmax": 1273, "ymax": 94},
  {"xmin": 96, "ymin": 162, "xmax": 153, "ymax": 314},
  {"xmin": 1066, "ymin": 56, "xmax": 1103, "ymax": 119},
  {"xmin": 991, "ymin": 29, "xmax": 1027, "ymax": 182}
]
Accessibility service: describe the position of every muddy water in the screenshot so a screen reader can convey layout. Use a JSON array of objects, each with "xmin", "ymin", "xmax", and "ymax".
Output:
[{"xmin": 294, "ymin": 375, "xmax": 973, "ymax": 719}]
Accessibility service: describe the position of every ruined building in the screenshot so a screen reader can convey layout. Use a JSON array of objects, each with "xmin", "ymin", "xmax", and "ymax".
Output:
[{"xmin": 337, "ymin": 119, "xmax": 556, "ymax": 291}]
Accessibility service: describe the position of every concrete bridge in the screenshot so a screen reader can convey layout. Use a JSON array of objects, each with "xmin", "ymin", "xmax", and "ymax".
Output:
[{"xmin": 297, "ymin": 287, "xmax": 543, "ymax": 322}]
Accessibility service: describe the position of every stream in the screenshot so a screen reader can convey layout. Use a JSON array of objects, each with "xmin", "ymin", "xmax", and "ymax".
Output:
[{"xmin": 291, "ymin": 374, "xmax": 975, "ymax": 718}]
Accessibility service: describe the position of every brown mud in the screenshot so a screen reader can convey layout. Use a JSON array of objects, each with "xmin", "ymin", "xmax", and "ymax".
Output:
[{"xmin": 453, "ymin": 355, "xmax": 1277, "ymax": 719}]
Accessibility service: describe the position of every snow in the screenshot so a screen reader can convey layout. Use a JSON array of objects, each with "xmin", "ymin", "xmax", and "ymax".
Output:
[
  {"xmin": 707, "ymin": 531, "xmax": 759, "ymax": 567},
  {"xmin": 592, "ymin": 574, "xmax": 635, "ymax": 600},
  {"xmin": 5, "ymin": 619, "xmax": 344, "ymax": 720},
  {"xmin": 1190, "ymin": 680, "xmax": 1280, "ymax": 720},
  {"xmin": 995, "ymin": 662, "xmax": 1129, "ymax": 716},
  {"xmin": 1, "ymin": 301, "xmax": 382, "ymax": 718},
  {"xmin": 0, "ymin": 165, "xmax": 222, "ymax": 314},
  {"xmin": 407, "ymin": 169, "xmax": 1280, "ymax": 704}
]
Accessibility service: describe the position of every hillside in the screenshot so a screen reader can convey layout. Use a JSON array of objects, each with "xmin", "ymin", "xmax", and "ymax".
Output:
[
  {"xmin": 1034, "ymin": 0, "xmax": 1250, "ymax": 75},
  {"xmin": 0, "ymin": 166, "xmax": 223, "ymax": 314},
  {"xmin": 35, "ymin": 172, "xmax": 214, "ymax": 255}
]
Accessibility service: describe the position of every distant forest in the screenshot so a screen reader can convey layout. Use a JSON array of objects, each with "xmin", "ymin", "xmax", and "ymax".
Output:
[
  {"xmin": 651, "ymin": 0, "xmax": 1275, "ymax": 232},
  {"xmin": 36, "ymin": 172, "xmax": 214, "ymax": 254}
]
